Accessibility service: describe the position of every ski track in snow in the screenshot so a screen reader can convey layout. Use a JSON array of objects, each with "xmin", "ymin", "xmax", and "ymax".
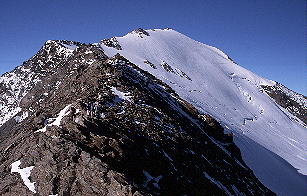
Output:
[{"xmin": 98, "ymin": 28, "xmax": 307, "ymax": 195}]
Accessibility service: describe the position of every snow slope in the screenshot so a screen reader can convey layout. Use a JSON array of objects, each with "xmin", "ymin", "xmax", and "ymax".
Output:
[{"xmin": 98, "ymin": 28, "xmax": 307, "ymax": 195}]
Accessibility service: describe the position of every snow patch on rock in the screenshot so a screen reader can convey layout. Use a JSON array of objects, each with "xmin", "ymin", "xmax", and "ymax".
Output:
[
  {"xmin": 35, "ymin": 104, "xmax": 71, "ymax": 133},
  {"xmin": 111, "ymin": 87, "xmax": 132, "ymax": 102},
  {"xmin": 11, "ymin": 160, "xmax": 36, "ymax": 193}
]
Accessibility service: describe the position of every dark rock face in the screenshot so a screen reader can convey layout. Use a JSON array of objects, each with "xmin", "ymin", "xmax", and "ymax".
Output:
[
  {"xmin": 262, "ymin": 83, "xmax": 307, "ymax": 125},
  {"xmin": 101, "ymin": 37, "xmax": 122, "ymax": 50},
  {"xmin": 129, "ymin": 28, "xmax": 150, "ymax": 38},
  {"xmin": 159, "ymin": 61, "xmax": 192, "ymax": 81},
  {"xmin": 0, "ymin": 40, "xmax": 275, "ymax": 196},
  {"xmin": 144, "ymin": 60, "xmax": 157, "ymax": 69}
]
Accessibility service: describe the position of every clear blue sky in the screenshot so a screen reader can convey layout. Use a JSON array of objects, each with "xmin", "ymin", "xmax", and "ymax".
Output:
[{"xmin": 0, "ymin": 0, "xmax": 305, "ymax": 94}]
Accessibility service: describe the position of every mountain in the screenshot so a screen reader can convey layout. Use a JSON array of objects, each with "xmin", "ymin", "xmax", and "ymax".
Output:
[
  {"xmin": 0, "ymin": 28, "xmax": 306, "ymax": 195},
  {"xmin": 0, "ymin": 39, "xmax": 270, "ymax": 196}
]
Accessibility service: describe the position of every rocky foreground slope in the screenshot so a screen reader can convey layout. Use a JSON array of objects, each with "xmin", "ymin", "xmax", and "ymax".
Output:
[{"xmin": 0, "ymin": 28, "xmax": 306, "ymax": 195}]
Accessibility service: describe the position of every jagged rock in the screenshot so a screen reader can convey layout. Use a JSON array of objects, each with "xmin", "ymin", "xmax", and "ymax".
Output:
[
  {"xmin": 101, "ymin": 37, "xmax": 122, "ymax": 50},
  {"xmin": 144, "ymin": 60, "xmax": 156, "ymax": 69},
  {"xmin": 129, "ymin": 28, "xmax": 150, "ymax": 37}
]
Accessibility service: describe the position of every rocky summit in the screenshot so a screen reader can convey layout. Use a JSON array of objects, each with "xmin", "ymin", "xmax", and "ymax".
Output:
[{"xmin": 0, "ymin": 28, "xmax": 306, "ymax": 196}]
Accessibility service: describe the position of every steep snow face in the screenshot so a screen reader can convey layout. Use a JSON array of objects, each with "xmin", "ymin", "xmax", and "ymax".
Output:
[{"xmin": 99, "ymin": 28, "xmax": 307, "ymax": 195}]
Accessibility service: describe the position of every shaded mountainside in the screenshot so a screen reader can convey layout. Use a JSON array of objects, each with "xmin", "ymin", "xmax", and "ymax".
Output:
[{"xmin": 0, "ymin": 41, "xmax": 274, "ymax": 195}]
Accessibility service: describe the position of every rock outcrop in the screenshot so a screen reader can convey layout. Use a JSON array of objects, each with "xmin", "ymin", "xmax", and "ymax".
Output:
[{"xmin": 261, "ymin": 83, "xmax": 307, "ymax": 125}]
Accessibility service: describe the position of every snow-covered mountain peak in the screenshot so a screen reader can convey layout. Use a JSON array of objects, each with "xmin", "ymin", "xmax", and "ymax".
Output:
[{"xmin": 100, "ymin": 28, "xmax": 275, "ymax": 86}]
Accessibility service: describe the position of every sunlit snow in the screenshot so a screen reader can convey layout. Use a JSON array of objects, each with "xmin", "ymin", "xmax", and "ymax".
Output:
[{"xmin": 11, "ymin": 160, "xmax": 36, "ymax": 193}]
